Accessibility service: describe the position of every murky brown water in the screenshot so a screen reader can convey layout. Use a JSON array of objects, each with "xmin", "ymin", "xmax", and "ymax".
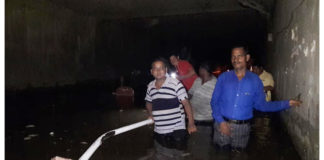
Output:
[{"xmin": 6, "ymin": 86, "xmax": 301, "ymax": 160}]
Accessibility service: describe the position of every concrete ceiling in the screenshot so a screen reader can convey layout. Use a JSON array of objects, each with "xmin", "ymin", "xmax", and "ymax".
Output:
[{"xmin": 50, "ymin": 0, "xmax": 274, "ymax": 19}]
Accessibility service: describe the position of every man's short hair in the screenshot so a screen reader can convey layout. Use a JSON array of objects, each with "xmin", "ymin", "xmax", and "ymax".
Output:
[
  {"xmin": 152, "ymin": 57, "xmax": 169, "ymax": 69},
  {"xmin": 232, "ymin": 45, "xmax": 249, "ymax": 55},
  {"xmin": 253, "ymin": 61, "xmax": 263, "ymax": 68},
  {"xmin": 199, "ymin": 61, "xmax": 213, "ymax": 74},
  {"xmin": 169, "ymin": 51, "xmax": 179, "ymax": 59},
  {"xmin": 169, "ymin": 47, "xmax": 188, "ymax": 60}
]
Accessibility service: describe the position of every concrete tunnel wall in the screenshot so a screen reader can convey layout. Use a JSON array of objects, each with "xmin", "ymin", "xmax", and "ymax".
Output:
[
  {"xmin": 267, "ymin": 0, "xmax": 319, "ymax": 160},
  {"xmin": 5, "ymin": 0, "xmax": 162, "ymax": 90},
  {"xmin": 6, "ymin": 0, "xmax": 99, "ymax": 90}
]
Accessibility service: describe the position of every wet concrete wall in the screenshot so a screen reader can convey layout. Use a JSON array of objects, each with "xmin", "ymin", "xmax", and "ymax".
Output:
[
  {"xmin": 5, "ymin": 0, "xmax": 166, "ymax": 91},
  {"xmin": 6, "ymin": 0, "xmax": 98, "ymax": 90},
  {"xmin": 267, "ymin": 0, "xmax": 319, "ymax": 159},
  {"xmin": 5, "ymin": 0, "xmax": 249, "ymax": 91}
]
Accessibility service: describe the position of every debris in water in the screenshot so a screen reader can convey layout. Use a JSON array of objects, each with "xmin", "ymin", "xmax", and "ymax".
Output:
[
  {"xmin": 25, "ymin": 124, "xmax": 35, "ymax": 128},
  {"xmin": 49, "ymin": 132, "xmax": 55, "ymax": 136},
  {"xmin": 119, "ymin": 109, "xmax": 124, "ymax": 112},
  {"xmin": 182, "ymin": 152, "xmax": 191, "ymax": 157},
  {"xmin": 28, "ymin": 134, "xmax": 39, "ymax": 137},
  {"xmin": 80, "ymin": 141, "xmax": 88, "ymax": 145},
  {"xmin": 23, "ymin": 133, "xmax": 39, "ymax": 140},
  {"xmin": 66, "ymin": 149, "xmax": 71, "ymax": 152},
  {"xmin": 59, "ymin": 137, "xmax": 63, "ymax": 140},
  {"xmin": 24, "ymin": 136, "xmax": 32, "ymax": 140}
]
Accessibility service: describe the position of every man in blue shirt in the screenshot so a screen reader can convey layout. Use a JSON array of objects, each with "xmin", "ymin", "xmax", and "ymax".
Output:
[{"xmin": 210, "ymin": 46, "xmax": 301, "ymax": 150}]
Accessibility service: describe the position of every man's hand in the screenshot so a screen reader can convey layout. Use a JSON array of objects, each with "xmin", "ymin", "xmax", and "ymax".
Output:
[
  {"xmin": 187, "ymin": 122, "xmax": 197, "ymax": 134},
  {"xmin": 148, "ymin": 115, "xmax": 154, "ymax": 121},
  {"xmin": 289, "ymin": 100, "xmax": 302, "ymax": 107},
  {"xmin": 219, "ymin": 122, "xmax": 231, "ymax": 136},
  {"xmin": 181, "ymin": 99, "xmax": 197, "ymax": 134}
]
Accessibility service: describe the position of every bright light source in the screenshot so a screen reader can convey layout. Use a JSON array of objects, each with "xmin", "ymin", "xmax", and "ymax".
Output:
[{"xmin": 171, "ymin": 72, "xmax": 177, "ymax": 79}]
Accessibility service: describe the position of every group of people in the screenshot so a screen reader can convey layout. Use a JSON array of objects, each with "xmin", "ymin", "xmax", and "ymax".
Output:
[
  {"xmin": 145, "ymin": 45, "xmax": 301, "ymax": 159},
  {"xmin": 51, "ymin": 45, "xmax": 301, "ymax": 160}
]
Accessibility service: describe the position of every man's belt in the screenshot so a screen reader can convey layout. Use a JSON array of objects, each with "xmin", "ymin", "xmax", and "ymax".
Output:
[{"xmin": 223, "ymin": 117, "xmax": 251, "ymax": 124}]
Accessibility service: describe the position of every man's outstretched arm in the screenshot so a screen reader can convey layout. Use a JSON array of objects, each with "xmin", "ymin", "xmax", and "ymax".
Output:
[{"xmin": 254, "ymin": 79, "xmax": 301, "ymax": 112}]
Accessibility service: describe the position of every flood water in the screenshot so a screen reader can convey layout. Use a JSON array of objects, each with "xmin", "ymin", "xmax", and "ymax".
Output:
[{"xmin": 6, "ymin": 83, "xmax": 301, "ymax": 160}]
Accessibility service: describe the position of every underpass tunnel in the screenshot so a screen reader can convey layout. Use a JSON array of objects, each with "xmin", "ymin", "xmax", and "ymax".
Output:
[{"xmin": 5, "ymin": 0, "xmax": 319, "ymax": 160}]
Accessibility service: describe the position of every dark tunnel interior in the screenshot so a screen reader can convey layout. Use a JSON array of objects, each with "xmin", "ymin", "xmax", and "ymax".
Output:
[
  {"xmin": 5, "ymin": 0, "xmax": 319, "ymax": 160},
  {"xmin": 95, "ymin": 10, "xmax": 267, "ymax": 75}
]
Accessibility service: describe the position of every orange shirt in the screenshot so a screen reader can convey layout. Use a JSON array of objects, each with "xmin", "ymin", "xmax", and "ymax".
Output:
[{"xmin": 176, "ymin": 60, "xmax": 198, "ymax": 90}]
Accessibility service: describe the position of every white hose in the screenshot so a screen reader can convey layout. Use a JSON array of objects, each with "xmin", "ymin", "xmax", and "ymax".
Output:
[{"xmin": 79, "ymin": 119, "xmax": 154, "ymax": 160}]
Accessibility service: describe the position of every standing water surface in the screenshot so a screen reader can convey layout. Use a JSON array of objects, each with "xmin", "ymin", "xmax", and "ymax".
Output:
[{"xmin": 5, "ymin": 84, "xmax": 301, "ymax": 160}]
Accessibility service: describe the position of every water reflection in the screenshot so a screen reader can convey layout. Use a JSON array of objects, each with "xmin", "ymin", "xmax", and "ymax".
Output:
[{"xmin": 6, "ymin": 99, "xmax": 300, "ymax": 160}]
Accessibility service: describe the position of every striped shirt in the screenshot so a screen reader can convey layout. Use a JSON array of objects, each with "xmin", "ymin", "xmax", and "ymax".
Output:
[{"xmin": 145, "ymin": 77, "xmax": 188, "ymax": 134}]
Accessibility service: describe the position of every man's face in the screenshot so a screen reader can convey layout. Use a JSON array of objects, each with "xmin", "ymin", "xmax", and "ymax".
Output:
[
  {"xmin": 169, "ymin": 56, "xmax": 178, "ymax": 66},
  {"xmin": 252, "ymin": 66, "xmax": 263, "ymax": 75},
  {"xmin": 199, "ymin": 68, "xmax": 209, "ymax": 78},
  {"xmin": 151, "ymin": 61, "xmax": 167, "ymax": 80},
  {"xmin": 231, "ymin": 48, "xmax": 249, "ymax": 70}
]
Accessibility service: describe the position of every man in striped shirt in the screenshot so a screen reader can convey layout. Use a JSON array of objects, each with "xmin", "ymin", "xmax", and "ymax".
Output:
[{"xmin": 145, "ymin": 58, "xmax": 197, "ymax": 159}]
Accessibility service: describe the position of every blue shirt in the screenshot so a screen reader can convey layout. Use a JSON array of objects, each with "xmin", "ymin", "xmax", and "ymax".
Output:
[{"xmin": 210, "ymin": 70, "xmax": 290, "ymax": 123}]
